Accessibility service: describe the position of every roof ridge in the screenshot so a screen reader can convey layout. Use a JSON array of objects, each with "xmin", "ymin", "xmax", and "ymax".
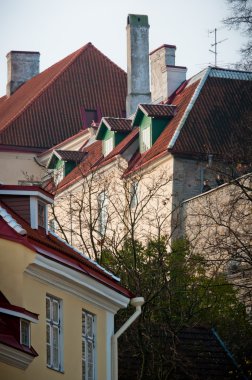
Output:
[
  {"xmin": 168, "ymin": 67, "xmax": 211, "ymax": 149},
  {"xmin": 0, "ymin": 43, "xmax": 93, "ymax": 134}
]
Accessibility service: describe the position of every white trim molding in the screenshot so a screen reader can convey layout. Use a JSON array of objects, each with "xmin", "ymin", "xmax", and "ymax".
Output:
[
  {"xmin": 25, "ymin": 254, "xmax": 130, "ymax": 314},
  {"xmin": 0, "ymin": 343, "xmax": 36, "ymax": 370},
  {"xmin": 0, "ymin": 308, "xmax": 38, "ymax": 324}
]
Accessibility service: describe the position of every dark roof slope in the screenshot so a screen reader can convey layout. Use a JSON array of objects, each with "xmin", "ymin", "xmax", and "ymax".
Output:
[
  {"xmin": 119, "ymin": 326, "xmax": 245, "ymax": 380},
  {"xmin": 0, "ymin": 43, "xmax": 127, "ymax": 150},
  {"xmin": 171, "ymin": 75, "xmax": 252, "ymax": 158}
]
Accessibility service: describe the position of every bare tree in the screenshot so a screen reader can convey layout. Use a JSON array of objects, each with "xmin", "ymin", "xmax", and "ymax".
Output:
[
  {"xmin": 223, "ymin": 0, "xmax": 252, "ymax": 70},
  {"xmin": 50, "ymin": 158, "xmax": 175, "ymax": 264}
]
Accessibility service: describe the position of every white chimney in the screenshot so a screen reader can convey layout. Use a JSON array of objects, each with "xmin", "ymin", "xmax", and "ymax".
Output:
[
  {"xmin": 150, "ymin": 45, "xmax": 187, "ymax": 103},
  {"xmin": 6, "ymin": 51, "xmax": 40, "ymax": 97},
  {"xmin": 126, "ymin": 14, "xmax": 151, "ymax": 117}
]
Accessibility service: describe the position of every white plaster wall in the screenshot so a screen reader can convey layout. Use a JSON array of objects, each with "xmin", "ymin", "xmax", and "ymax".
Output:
[{"xmin": 0, "ymin": 152, "xmax": 45, "ymax": 185}]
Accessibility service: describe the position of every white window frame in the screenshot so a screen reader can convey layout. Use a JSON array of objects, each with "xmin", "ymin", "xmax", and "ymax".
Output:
[
  {"xmin": 46, "ymin": 295, "xmax": 63, "ymax": 372},
  {"xmin": 82, "ymin": 310, "xmax": 96, "ymax": 380},
  {"xmin": 98, "ymin": 191, "xmax": 108, "ymax": 236},
  {"xmin": 130, "ymin": 181, "xmax": 138, "ymax": 208},
  {"xmin": 103, "ymin": 136, "xmax": 114, "ymax": 157},
  {"xmin": 141, "ymin": 126, "xmax": 151, "ymax": 152},
  {"xmin": 38, "ymin": 201, "xmax": 46, "ymax": 228},
  {"xmin": 20, "ymin": 319, "xmax": 31, "ymax": 347}
]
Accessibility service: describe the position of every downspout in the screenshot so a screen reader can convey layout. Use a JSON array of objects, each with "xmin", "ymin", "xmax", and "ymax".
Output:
[{"xmin": 111, "ymin": 297, "xmax": 144, "ymax": 380}]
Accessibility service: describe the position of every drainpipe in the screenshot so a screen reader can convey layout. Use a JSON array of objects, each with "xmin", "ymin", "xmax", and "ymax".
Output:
[{"xmin": 111, "ymin": 297, "xmax": 144, "ymax": 380}]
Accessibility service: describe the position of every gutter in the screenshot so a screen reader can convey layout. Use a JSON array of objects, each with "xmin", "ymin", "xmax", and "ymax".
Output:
[{"xmin": 111, "ymin": 297, "xmax": 144, "ymax": 380}]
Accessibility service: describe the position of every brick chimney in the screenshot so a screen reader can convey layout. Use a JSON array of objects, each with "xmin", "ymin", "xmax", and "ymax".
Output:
[
  {"xmin": 126, "ymin": 14, "xmax": 151, "ymax": 117},
  {"xmin": 150, "ymin": 45, "xmax": 187, "ymax": 103},
  {"xmin": 6, "ymin": 51, "xmax": 40, "ymax": 97}
]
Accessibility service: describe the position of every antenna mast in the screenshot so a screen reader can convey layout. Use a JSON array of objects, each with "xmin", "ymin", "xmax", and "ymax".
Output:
[{"xmin": 209, "ymin": 28, "xmax": 228, "ymax": 67}]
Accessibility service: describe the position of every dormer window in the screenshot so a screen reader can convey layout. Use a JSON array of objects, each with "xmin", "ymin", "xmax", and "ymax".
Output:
[
  {"xmin": 20, "ymin": 319, "xmax": 31, "ymax": 347},
  {"xmin": 133, "ymin": 104, "xmax": 177, "ymax": 153},
  {"xmin": 96, "ymin": 117, "xmax": 132, "ymax": 156},
  {"xmin": 48, "ymin": 151, "xmax": 87, "ymax": 184},
  {"xmin": 103, "ymin": 136, "xmax": 114, "ymax": 157},
  {"xmin": 0, "ymin": 185, "xmax": 53, "ymax": 233}
]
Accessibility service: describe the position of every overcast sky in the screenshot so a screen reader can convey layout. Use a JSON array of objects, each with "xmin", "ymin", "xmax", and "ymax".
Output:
[{"xmin": 0, "ymin": 0, "xmax": 245, "ymax": 96}]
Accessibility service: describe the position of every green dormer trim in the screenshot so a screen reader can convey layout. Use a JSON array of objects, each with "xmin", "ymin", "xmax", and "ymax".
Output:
[
  {"xmin": 47, "ymin": 150, "xmax": 87, "ymax": 182},
  {"xmin": 133, "ymin": 104, "xmax": 176, "ymax": 153}
]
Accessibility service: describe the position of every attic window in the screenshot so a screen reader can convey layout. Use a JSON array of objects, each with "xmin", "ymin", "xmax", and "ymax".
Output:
[
  {"xmin": 38, "ymin": 201, "xmax": 46, "ymax": 227},
  {"xmin": 84, "ymin": 109, "xmax": 98, "ymax": 129}
]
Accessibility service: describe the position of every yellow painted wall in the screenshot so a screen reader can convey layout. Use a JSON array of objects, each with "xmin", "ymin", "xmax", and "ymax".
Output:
[{"xmin": 0, "ymin": 237, "xmax": 112, "ymax": 379}]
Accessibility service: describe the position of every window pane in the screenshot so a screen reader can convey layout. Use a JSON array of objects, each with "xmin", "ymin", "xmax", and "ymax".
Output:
[
  {"xmin": 53, "ymin": 300, "xmax": 59, "ymax": 322},
  {"xmin": 82, "ymin": 311, "xmax": 95, "ymax": 380},
  {"xmin": 87, "ymin": 315, "xmax": 93, "ymax": 337},
  {"xmin": 46, "ymin": 324, "xmax": 50, "ymax": 344},
  {"xmin": 46, "ymin": 298, "xmax": 50, "ymax": 319},
  {"xmin": 21, "ymin": 320, "xmax": 30, "ymax": 346},
  {"xmin": 47, "ymin": 344, "xmax": 51, "ymax": 366},
  {"xmin": 46, "ymin": 295, "xmax": 62, "ymax": 371}
]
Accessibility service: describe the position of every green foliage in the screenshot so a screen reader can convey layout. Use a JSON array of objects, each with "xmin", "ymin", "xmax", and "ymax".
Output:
[{"xmin": 103, "ymin": 237, "xmax": 252, "ymax": 378}]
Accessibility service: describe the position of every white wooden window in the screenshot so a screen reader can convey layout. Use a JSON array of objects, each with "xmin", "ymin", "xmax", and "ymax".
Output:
[
  {"xmin": 98, "ymin": 191, "xmax": 108, "ymax": 236},
  {"xmin": 46, "ymin": 295, "xmax": 63, "ymax": 371},
  {"xmin": 20, "ymin": 319, "xmax": 30, "ymax": 347},
  {"xmin": 130, "ymin": 181, "xmax": 138, "ymax": 208},
  {"xmin": 103, "ymin": 137, "xmax": 114, "ymax": 156},
  {"xmin": 82, "ymin": 310, "xmax": 96, "ymax": 380},
  {"xmin": 141, "ymin": 126, "xmax": 151, "ymax": 152}
]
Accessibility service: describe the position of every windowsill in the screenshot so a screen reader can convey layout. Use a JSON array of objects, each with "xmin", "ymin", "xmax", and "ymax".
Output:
[{"xmin": 47, "ymin": 365, "xmax": 64, "ymax": 374}]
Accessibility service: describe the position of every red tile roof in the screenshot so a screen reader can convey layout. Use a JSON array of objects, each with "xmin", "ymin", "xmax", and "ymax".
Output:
[
  {"xmin": 54, "ymin": 67, "xmax": 252, "ymax": 187},
  {"xmin": 54, "ymin": 150, "xmax": 87, "ymax": 163},
  {"xmin": 0, "ymin": 43, "xmax": 127, "ymax": 150},
  {"xmin": 102, "ymin": 117, "xmax": 132, "ymax": 132},
  {"xmin": 171, "ymin": 76, "xmax": 252, "ymax": 158},
  {"xmin": 137, "ymin": 104, "xmax": 177, "ymax": 118},
  {"xmin": 0, "ymin": 198, "xmax": 133, "ymax": 298}
]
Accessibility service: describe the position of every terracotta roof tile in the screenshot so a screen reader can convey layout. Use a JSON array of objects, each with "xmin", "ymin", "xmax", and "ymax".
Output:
[
  {"xmin": 0, "ymin": 43, "xmax": 127, "ymax": 150},
  {"xmin": 171, "ymin": 76, "xmax": 252, "ymax": 158},
  {"xmin": 55, "ymin": 150, "xmax": 87, "ymax": 163},
  {"xmin": 103, "ymin": 117, "xmax": 132, "ymax": 132},
  {"xmin": 138, "ymin": 104, "xmax": 177, "ymax": 118}
]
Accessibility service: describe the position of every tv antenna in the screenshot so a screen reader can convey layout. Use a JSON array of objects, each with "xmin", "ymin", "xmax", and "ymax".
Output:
[{"xmin": 209, "ymin": 28, "xmax": 228, "ymax": 67}]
